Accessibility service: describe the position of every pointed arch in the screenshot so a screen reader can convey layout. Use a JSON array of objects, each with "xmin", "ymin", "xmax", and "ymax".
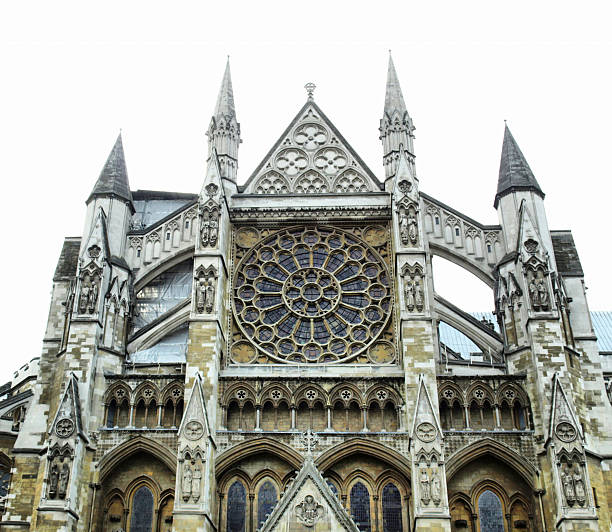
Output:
[
  {"xmin": 98, "ymin": 436, "xmax": 177, "ymax": 482},
  {"xmin": 216, "ymin": 438, "xmax": 303, "ymax": 477},
  {"xmin": 316, "ymin": 438, "xmax": 411, "ymax": 478},
  {"xmin": 446, "ymin": 438, "xmax": 537, "ymax": 489}
]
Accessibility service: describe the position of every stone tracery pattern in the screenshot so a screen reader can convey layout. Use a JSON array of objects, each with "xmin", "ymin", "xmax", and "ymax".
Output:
[
  {"xmin": 231, "ymin": 226, "xmax": 393, "ymax": 364},
  {"xmin": 247, "ymin": 106, "xmax": 375, "ymax": 194}
]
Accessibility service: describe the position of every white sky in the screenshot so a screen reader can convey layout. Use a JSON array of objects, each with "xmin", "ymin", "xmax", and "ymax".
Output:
[{"xmin": 1, "ymin": 1, "xmax": 610, "ymax": 384}]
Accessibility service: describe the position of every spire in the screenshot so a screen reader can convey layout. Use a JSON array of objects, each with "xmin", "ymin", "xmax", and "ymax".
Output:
[
  {"xmin": 384, "ymin": 52, "xmax": 408, "ymax": 117},
  {"xmin": 495, "ymin": 124, "xmax": 544, "ymax": 207},
  {"xmin": 380, "ymin": 52, "xmax": 415, "ymax": 184},
  {"xmin": 214, "ymin": 57, "xmax": 236, "ymax": 119},
  {"xmin": 88, "ymin": 133, "xmax": 133, "ymax": 205},
  {"xmin": 207, "ymin": 57, "xmax": 241, "ymax": 183}
]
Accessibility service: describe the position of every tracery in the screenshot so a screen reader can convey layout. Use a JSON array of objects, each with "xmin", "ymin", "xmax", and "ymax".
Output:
[{"xmin": 232, "ymin": 226, "xmax": 393, "ymax": 364}]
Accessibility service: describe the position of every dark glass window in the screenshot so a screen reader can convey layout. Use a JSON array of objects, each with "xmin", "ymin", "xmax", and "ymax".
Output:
[
  {"xmin": 350, "ymin": 482, "xmax": 371, "ymax": 532},
  {"xmin": 257, "ymin": 481, "xmax": 278, "ymax": 528},
  {"xmin": 227, "ymin": 481, "xmax": 247, "ymax": 532},
  {"xmin": 0, "ymin": 467, "xmax": 10, "ymax": 497},
  {"xmin": 106, "ymin": 400, "xmax": 117, "ymax": 428},
  {"xmin": 130, "ymin": 486, "xmax": 154, "ymax": 532},
  {"xmin": 478, "ymin": 490, "xmax": 504, "ymax": 532},
  {"xmin": 382, "ymin": 483, "xmax": 403, "ymax": 532}
]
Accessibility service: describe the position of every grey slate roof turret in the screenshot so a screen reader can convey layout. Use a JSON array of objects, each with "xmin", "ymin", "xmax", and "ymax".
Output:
[
  {"xmin": 88, "ymin": 133, "xmax": 134, "ymax": 208},
  {"xmin": 495, "ymin": 124, "xmax": 544, "ymax": 207}
]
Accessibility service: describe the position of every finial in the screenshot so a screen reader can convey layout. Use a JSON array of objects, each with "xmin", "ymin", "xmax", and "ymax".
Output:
[
  {"xmin": 300, "ymin": 429, "xmax": 318, "ymax": 456},
  {"xmin": 304, "ymin": 82, "xmax": 316, "ymax": 100}
]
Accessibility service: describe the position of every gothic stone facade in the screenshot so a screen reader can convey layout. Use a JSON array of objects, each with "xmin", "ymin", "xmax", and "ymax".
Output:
[{"xmin": 0, "ymin": 57, "xmax": 611, "ymax": 532}]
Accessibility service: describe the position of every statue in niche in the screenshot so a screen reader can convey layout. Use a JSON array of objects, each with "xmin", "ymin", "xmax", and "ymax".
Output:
[
  {"xmin": 573, "ymin": 468, "xmax": 586, "ymax": 505},
  {"xmin": 196, "ymin": 269, "xmax": 216, "ymax": 314},
  {"xmin": 419, "ymin": 468, "xmax": 431, "ymax": 505},
  {"xmin": 562, "ymin": 467, "xmax": 575, "ymax": 505},
  {"xmin": 408, "ymin": 212, "xmax": 418, "ymax": 244},
  {"xmin": 528, "ymin": 269, "xmax": 550, "ymax": 311},
  {"xmin": 78, "ymin": 275, "xmax": 99, "ymax": 314},
  {"xmin": 182, "ymin": 463, "xmax": 193, "ymax": 502},
  {"xmin": 58, "ymin": 460, "xmax": 70, "ymax": 499},
  {"xmin": 431, "ymin": 469, "xmax": 441, "ymax": 506},
  {"xmin": 200, "ymin": 209, "xmax": 219, "ymax": 248},
  {"xmin": 404, "ymin": 270, "xmax": 424, "ymax": 312},
  {"xmin": 192, "ymin": 463, "xmax": 202, "ymax": 502},
  {"xmin": 405, "ymin": 277, "xmax": 415, "ymax": 311},
  {"xmin": 48, "ymin": 462, "xmax": 59, "ymax": 498},
  {"xmin": 399, "ymin": 206, "xmax": 418, "ymax": 246}
]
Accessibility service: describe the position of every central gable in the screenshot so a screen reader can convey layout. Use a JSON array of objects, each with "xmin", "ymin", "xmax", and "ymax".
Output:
[{"xmin": 241, "ymin": 101, "xmax": 381, "ymax": 195}]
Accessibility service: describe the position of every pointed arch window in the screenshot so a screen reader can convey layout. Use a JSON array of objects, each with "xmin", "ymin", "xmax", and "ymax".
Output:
[
  {"xmin": 257, "ymin": 480, "xmax": 278, "ymax": 529},
  {"xmin": 350, "ymin": 482, "xmax": 371, "ymax": 532},
  {"xmin": 478, "ymin": 490, "xmax": 504, "ymax": 532},
  {"xmin": 130, "ymin": 486, "xmax": 154, "ymax": 532},
  {"xmin": 227, "ymin": 481, "xmax": 247, "ymax": 532},
  {"xmin": 382, "ymin": 483, "xmax": 403, "ymax": 532}
]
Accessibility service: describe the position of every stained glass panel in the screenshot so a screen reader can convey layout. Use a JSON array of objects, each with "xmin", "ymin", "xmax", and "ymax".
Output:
[
  {"xmin": 227, "ymin": 481, "xmax": 247, "ymax": 532},
  {"xmin": 257, "ymin": 481, "xmax": 278, "ymax": 528},
  {"xmin": 130, "ymin": 486, "xmax": 154, "ymax": 532},
  {"xmin": 382, "ymin": 483, "xmax": 403, "ymax": 532},
  {"xmin": 350, "ymin": 482, "xmax": 371, "ymax": 532},
  {"xmin": 478, "ymin": 490, "xmax": 504, "ymax": 532}
]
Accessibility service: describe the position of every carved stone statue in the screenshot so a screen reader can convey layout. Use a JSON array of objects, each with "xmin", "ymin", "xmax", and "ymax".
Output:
[
  {"xmin": 192, "ymin": 464, "xmax": 202, "ymax": 503},
  {"xmin": 528, "ymin": 270, "xmax": 550, "ymax": 311},
  {"xmin": 414, "ymin": 277, "xmax": 424, "ymax": 311},
  {"xmin": 88, "ymin": 282, "xmax": 98, "ymax": 313},
  {"xmin": 182, "ymin": 463, "xmax": 193, "ymax": 502},
  {"xmin": 78, "ymin": 284, "xmax": 90, "ymax": 314},
  {"xmin": 404, "ymin": 278, "xmax": 415, "ymax": 311},
  {"xmin": 48, "ymin": 462, "xmax": 59, "ymax": 499},
  {"xmin": 209, "ymin": 219, "xmax": 219, "ymax": 246},
  {"xmin": 200, "ymin": 210, "xmax": 219, "ymax": 248},
  {"xmin": 420, "ymin": 468, "xmax": 430, "ymax": 504},
  {"xmin": 196, "ymin": 272, "xmax": 216, "ymax": 314},
  {"xmin": 205, "ymin": 278, "xmax": 215, "ymax": 313},
  {"xmin": 404, "ymin": 274, "xmax": 424, "ymax": 312},
  {"xmin": 573, "ymin": 469, "xmax": 586, "ymax": 505},
  {"xmin": 58, "ymin": 460, "xmax": 70, "ymax": 499},
  {"xmin": 408, "ymin": 213, "xmax": 418, "ymax": 244},
  {"xmin": 196, "ymin": 278, "xmax": 206, "ymax": 313},
  {"xmin": 562, "ymin": 468, "xmax": 575, "ymax": 505},
  {"xmin": 399, "ymin": 212, "xmax": 409, "ymax": 245},
  {"xmin": 431, "ymin": 469, "xmax": 441, "ymax": 505}
]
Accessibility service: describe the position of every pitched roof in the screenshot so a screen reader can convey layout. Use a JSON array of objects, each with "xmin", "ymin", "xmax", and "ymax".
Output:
[
  {"xmin": 88, "ymin": 133, "xmax": 133, "ymax": 205},
  {"xmin": 384, "ymin": 53, "xmax": 408, "ymax": 117},
  {"xmin": 551, "ymin": 231, "xmax": 584, "ymax": 277},
  {"xmin": 495, "ymin": 125, "xmax": 544, "ymax": 207},
  {"xmin": 53, "ymin": 237, "xmax": 81, "ymax": 281}
]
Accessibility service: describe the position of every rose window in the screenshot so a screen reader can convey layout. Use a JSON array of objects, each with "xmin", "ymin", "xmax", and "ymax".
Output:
[
  {"xmin": 314, "ymin": 148, "xmax": 348, "ymax": 176},
  {"xmin": 276, "ymin": 149, "xmax": 308, "ymax": 177},
  {"xmin": 232, "ymin": 226, "xmax": 392, "ymax": 364}
]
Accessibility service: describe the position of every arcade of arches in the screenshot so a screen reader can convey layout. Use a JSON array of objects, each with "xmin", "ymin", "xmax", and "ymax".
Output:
[{"xmin": 93, "ymin": 442, "xmax": 538, "ymax": 532}]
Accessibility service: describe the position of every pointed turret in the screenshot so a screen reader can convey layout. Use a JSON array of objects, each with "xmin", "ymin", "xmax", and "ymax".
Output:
[
  {"xmin": 494, "ymin": 124, "xmax": 544, "ymax": 208},
  {"xmin": 207, "ymin": 58, "xmax": 241, "ymax": 183},
  {"xmin": 380, "ymin": 53, "xmax": 415, "ymax": 185},
  {"xmin": 88, "ymin": 133, "xmax": 133, "ymax": 206}
]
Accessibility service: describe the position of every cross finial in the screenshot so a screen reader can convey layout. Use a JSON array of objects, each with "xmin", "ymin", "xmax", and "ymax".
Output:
[
  {"xmin": 304, "ymin": 82, "xmax": 316, "ymax": 100},
  {"xmin": 301, "ymin": 429, "xmax": 318, "ymax": 456}
]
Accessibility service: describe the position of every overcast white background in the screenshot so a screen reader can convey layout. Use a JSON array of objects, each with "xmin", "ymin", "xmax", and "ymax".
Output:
[{"xmin": 1, "ymin": 1, "xmax": 610, "ymax": 384}]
